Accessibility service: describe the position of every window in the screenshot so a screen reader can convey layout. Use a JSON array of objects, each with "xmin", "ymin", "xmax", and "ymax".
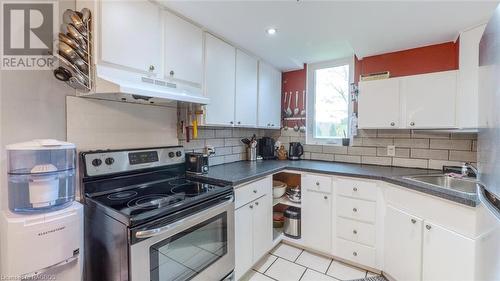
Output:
[{"xmin": 306, "ymin": 57, "xmax": 354, "ymax": 145}]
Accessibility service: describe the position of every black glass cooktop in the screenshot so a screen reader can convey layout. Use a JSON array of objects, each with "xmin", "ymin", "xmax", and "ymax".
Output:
[{"xmin": 89, "ymin": 177, "xmax": 232, "ymax": 225}]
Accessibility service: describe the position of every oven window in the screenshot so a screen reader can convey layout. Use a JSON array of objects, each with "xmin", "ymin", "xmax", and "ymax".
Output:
[{"xmin": 150, "ymin": 213, "xmax": 228, "ymax": 281}]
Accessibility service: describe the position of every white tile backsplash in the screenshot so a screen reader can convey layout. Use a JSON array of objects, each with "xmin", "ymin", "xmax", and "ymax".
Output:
[{"xmin": 277, "ymin": 129, "xmax": 476, "ymax": 170}]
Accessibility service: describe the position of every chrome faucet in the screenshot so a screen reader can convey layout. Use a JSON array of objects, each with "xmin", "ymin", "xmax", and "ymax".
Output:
[{"xmin": 462, "ymin": 162, "xmax": 478, "ymax": 177}]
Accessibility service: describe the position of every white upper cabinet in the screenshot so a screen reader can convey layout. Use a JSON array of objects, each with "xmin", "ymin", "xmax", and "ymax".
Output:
[
  {"xmin": 457, "ymin": 24, "xmax": 487, "ymax": 129},
  {"xmin": 358, "ymin": 78, "xmax": 401, "ymax": 128},
  {"xmin": 402, "ymin": 70, "xmax": 457, "ymax": 129},
  {"xmin": 100, "ymin": 0, "xmax": 162, "ymax": 75},
  {"xmin": 258, "ymin": 62, "xmax": 282, "ymax": 128},
  {"xmin": 358, "ymin": 70, "xmax": 458, "ymax": 129},
  {"xmin": 235, "ymin": 50, "xmax": 258, "ymax": 127},
  {"xmin": 163, "ymin": 10, "xmax": 203, "ymax": 86},
  {"xmin": 204, "ymin": 33, "xmax": 236, "ymax": 126}
]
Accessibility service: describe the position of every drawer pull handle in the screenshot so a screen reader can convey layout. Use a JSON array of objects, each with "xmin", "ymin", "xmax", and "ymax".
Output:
[
  {"xmin": 353, "ymin": 229, "xmax": 357, "ymax": 234},
  {"xmin": 411, "ymin": 219, "xmax": 417, "ymax": 224},
  {"xmin": 353, "ymin": 187, "xmax": 358, "ymax": 192},
  {"xmin": 255, "ymin": 202, "xmax": 259, "ymax": 206},
  {"xmin": 316, "ymin": 182, "xmax": 320, "ymax": 186},
  {"xmin": 324, "ymin": 196, "xmax": 328, "ymax": 199},
  {"xmin": 253, "ymin": 190, "xmax": 257, "ymax": 194},
  {"xmin": 426, "ymin": 225, "xmax": 432, "ymax": 230},
  {"xmin": 353, "ymin": 252, "xmax": 358, "ymax": 257},
  {"xmin": 249, "ymin": 205, "xmax": 253, "ymax": 209},
  {"xmin": 353, "ymin": 208, "xmax": 358, "ymax": 212}
]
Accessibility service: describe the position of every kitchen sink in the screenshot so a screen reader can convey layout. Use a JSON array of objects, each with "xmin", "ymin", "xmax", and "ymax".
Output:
[{"xmin": 404, "ymin": 174, "xmax": 478, "ymax": 195}]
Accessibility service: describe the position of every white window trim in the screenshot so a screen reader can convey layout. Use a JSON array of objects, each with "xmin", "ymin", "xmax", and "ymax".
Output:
[{"xmin": 306, "ymin": 56, "xmax": 354, "ymax": 146}]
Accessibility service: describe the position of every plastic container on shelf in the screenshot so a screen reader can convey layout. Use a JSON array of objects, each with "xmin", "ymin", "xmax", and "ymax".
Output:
[{"xmin": 6, "ymin": 139, "xmax": 76, "ymax": 213}]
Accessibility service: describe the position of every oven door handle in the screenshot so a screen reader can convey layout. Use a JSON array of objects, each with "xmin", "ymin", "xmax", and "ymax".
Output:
[{"xmin": 135, "ymin": 194, "xmax": 234, "ymax": 239}]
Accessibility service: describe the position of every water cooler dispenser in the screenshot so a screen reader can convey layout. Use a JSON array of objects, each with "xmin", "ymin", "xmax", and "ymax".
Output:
[{"xmin": 0, "ymin": 139, "xmax": 83, "ymax": 281}]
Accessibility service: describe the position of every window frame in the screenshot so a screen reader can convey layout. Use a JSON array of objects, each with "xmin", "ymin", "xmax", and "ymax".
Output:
[{"xmin": 306, "ymin": 56, "xmax": 355, "ymax": 146}]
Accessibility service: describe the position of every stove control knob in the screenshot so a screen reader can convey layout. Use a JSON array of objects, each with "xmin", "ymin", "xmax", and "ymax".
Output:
[
  {"xmin": 176, "ymin": 151, "xmax": 182, "ymax": 157},
  {"xmin": 168, "ymin": 152, "xmax": 175, "ymax": 158},
  {"xmin": 92, "ymin": 158, "xmax": 102, "ymax": 167},
  {"xmin": 105, "ymin": 157, "xmax": 114, "ymax": 165}
]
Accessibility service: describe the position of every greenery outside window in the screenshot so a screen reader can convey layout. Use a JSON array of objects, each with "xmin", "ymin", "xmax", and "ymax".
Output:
[{"xmin": 306, "ymin": 57, "xmax": 354, "ymax": 145}]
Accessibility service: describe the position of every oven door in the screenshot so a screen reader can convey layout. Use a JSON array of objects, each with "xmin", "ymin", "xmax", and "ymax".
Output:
[{"xmin": 130, "ymin": 195, "xmax": 235, "ymax": 281}]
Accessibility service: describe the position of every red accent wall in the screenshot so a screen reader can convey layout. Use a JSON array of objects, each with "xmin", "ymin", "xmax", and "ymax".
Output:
[
  {"xmin": 281, "ymin": 64, "xmax": 307, "ymax": 128},
  {"xmin": 357, "ymin": 41, "xmax": 459, "ymax": 79},
  {"xmin": 282, "ymin": 64, "xmax": 307, "ymax": 93},
  {"xmin": 280, "ymin": 41, "xmax": 459, "ymax": 122}
]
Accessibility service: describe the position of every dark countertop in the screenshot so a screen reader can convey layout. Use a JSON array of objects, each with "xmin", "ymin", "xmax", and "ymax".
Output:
[{"xmin": 190, "ymin": 160, "xmax": 479, "ymax": 207}]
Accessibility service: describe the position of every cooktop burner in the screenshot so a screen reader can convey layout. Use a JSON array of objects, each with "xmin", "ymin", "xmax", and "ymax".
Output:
[
  {"xmin": 90, "ymin": 177, "xmax": 231, "ymax": 223},
  {"xmin": 127, "ymin": 194, "xmax": 183, "ymax": 209},
  {"xmin": 107, "ymin": 191, "xmax": 138, "ymax": 201}
]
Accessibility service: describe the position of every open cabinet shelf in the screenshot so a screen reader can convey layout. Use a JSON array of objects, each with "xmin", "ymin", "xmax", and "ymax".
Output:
[
  {"xmin": 272, "ymin": 171, "xmax": 303, "ymax": 246},
  {"xmin": 273, "ymin": 196, "xmax": 300, "ymax": 208}
]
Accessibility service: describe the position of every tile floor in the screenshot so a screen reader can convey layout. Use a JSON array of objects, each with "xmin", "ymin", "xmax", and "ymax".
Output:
[{"xmin": 242, "ymin": 243, "xmax": 381, "ymax": 281}]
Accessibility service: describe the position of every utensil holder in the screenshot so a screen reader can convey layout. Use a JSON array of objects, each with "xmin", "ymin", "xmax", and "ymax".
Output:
[{"xmin": 53, "ymin": 9, "xmax": 93, "ymax": 92}]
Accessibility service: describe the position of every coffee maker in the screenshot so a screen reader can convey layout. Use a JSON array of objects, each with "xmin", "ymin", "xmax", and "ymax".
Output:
[
  {"xmin": 258, "ymin": 137, "xmax": 276, "ymax": 160},
  {"xmin": 288, "ymin": 142, "xmax": 304, "ymax": 160}
]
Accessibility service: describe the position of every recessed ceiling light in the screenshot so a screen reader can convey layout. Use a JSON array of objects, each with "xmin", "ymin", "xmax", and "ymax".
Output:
[{"xmin": 266, "ymin": 28, "xmax": 277, "ymax": 35}]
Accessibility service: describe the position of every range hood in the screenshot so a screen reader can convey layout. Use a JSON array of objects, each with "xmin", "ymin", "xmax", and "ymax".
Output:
[{"xmin": 77, "ymin": 64, "xmax": 209, "ymax": 106}]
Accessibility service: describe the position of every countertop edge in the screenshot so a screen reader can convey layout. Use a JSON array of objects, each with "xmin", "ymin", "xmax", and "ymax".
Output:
[{"xmin": 191, "ymin": 162, "xmax": 478, "ymax": 207}]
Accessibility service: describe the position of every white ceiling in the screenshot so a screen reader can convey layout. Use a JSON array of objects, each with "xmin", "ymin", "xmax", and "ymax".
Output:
[{"xmin": 161, "ymin": 1, "xmax": 498, "ymax": 71}]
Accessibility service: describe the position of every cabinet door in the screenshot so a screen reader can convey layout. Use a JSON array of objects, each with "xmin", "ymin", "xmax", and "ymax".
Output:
[
  {"xmin": 302, "ymin": 190, "xmax": 332, "ymax": 253},
  {"xmin": 358, "ymin": 78, "xmax": 401, "ymax": 128},
  {"xmin": 100, "ymin": 1, "xmax": 162, "ymax": 75},
  {"xmin": 204, "ymin": 33, "xmax": 236, "ymax": 126},
  {"xmin": 258, "ymin": 62, "xmax": 281, "ymax": 128},
  {"xmin": 252, "ymin": 194, "xmax": 273, "ymax": 262},
  {"xmin": 384, "ymin": 205, "xmax": 423, "ymax": 281},
  {"xmin": 457, "ymin": 24, "xmax": 486, "ymax": 128},
  {"xmin": 422, "ymin": 221, "xmax": 475, "ymax": 281},
  {"xmin": 235, "ymin": 50, "xmax": 258, "ymax": 127},
  {"xmin": 163, "ymin": 10, "xmax": 203, "ymax": 86},
  {"xmin": 235, "ymin": 204, "xmax": 254, "ymax": 280},
  {"xmin": 402, "ymin": 71, "xmax": 457, "ymax": 128}
]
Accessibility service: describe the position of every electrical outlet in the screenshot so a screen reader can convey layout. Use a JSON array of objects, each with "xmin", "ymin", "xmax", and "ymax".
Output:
[{"xmin": 387, "ymin": 145, "xmax": 396, "ymax": 157}]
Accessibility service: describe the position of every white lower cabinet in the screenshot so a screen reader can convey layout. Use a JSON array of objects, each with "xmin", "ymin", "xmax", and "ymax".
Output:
[
  {"xmin": 233, "ymin": 174, "xmax": 479, "ymax": 281},
  {"xmin": 234, "ymin": 178, "xmax": 272, "ymax": 280},
  {"xmin": 302, "ymin": 189, "xmax": 332, "ymax": 253},
  {"xmin": 384, "ymin": 204, "xmax": 476, "ymax": 281},
  {"xmin": 422, "ymin": 221, "xmax": 475, "ymax": 281},
  {"xmin": 252, "ymin": 195, "xmax": 273, "ymax": 261},
  {"xmin": 333, "ymin": 177, "xmax": 381, "ymax": 270},
  {"xmin": 235, "ymin": 203, "xmax": 254, "ymax": 279},
  {"xmin": 384, "ymin": 205, "xmax": 423, "ymax": 281}
]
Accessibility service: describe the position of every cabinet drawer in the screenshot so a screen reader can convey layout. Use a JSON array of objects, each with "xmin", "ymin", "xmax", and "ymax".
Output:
[
  {"xmin": 336, "ymin": 196, "xmax": 376, "ymax": 223},
  {"xmin": 336, "ymin": 178, "xmax": 377, "ymax": 201},
  {"xmin": 302, "ymin": 174, "xmax": 332, "ymax": 193},
  {"xmin": 235, "ymin": 177, "xmax": 271, "ymax": 208},
  {"xmin": 336, "ymin": 217, "xmax": 376, "ymax": 247},
  {"xmin": 336, "ymin": 238, "xmax": 376, "ymax": 269}
]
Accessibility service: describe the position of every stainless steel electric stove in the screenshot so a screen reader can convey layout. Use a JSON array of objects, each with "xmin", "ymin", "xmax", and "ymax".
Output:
[{"xmin": 80, "ymin": 146, "xmax": 234, "ymax": 281}]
